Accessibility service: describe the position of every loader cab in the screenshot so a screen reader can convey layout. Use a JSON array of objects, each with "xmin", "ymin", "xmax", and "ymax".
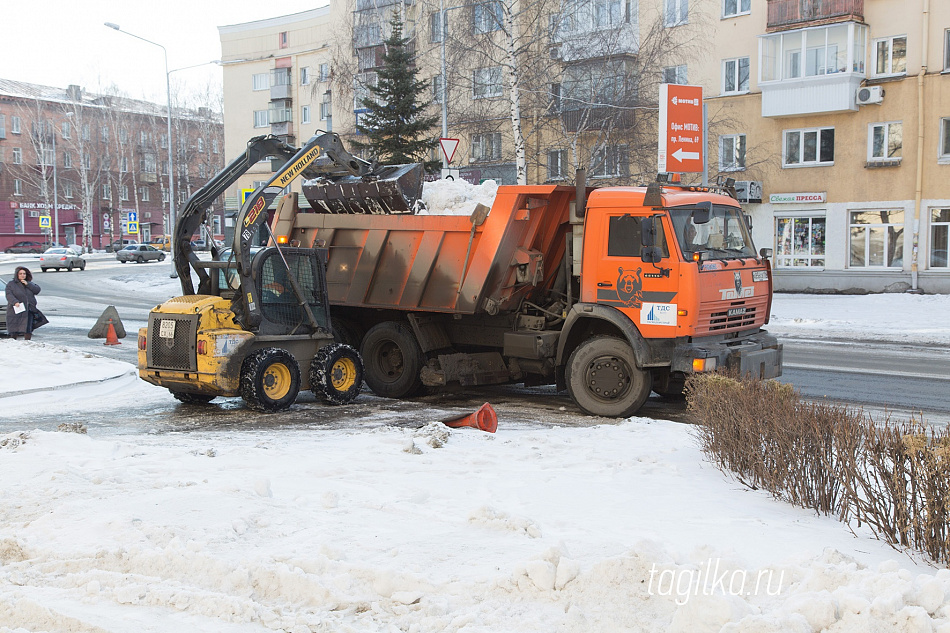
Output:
[{"xmin": 249, "ymin": 247, "xmax": 332, "ymax": 336}]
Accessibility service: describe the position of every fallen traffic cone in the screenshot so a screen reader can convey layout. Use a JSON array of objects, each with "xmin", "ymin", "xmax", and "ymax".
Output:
[
  {"xmin": 441, "ymin": 402, "xmax": 497, "ymax": 433},
  {"xmin": 104, "ymin": 319, "xmax": 121, "ymax": 346}
]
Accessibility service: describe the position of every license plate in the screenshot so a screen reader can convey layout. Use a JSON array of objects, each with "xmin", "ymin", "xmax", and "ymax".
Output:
[
  {"xmin": 728, "ymin": 307, "xmax": 747, "ymax": 316},
  {"xmin": 752, "ymin": 270, "xmax": 768, "ymax": 282},
  {"xmin": 159, "ymin": 319, "xmax": 176, "ymax": 339}
]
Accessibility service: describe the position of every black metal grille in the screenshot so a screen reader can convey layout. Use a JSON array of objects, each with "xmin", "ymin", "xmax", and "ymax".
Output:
[
  {"xmin": 147, "ymin": 313, "xmax": 199, "ymax": 371},
  {"xmin": 261, "ymin": 252, "xmax": 323, "ymax": 328},
  {"xmin": 705, "ymin": 304, "xmax": 758, "ymax": 332}
]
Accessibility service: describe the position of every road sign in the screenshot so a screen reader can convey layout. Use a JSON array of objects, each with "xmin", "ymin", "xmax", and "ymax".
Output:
[
  {"xmin": 127, "ymin": 211, "xmax": 138, "ymax": 223},
  {"xmin": 441, "ymin": 168, "xmax": 461, "ymax": 181},
  {"xmin": 241, "ymin": 188, "xmax": 256, "ymax": 205},
  {"xmin": 39, "ymin": 215, "xmax": 51, "ymax": 229},
  {"xmin": 128, "ymin": 221, "xmax": 139, "ymax": 234},
  {"xmin": 439, "ymin": 138, "xmax": 460, "ymax": 164},
  {"xmin": 658, "ymin": 84, "xmax": 704, "ymax": 174}
]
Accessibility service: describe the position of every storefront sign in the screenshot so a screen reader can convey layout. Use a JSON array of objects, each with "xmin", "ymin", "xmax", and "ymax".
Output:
[{"xmin": 769, "ymin": 192, "xmax": 826, "ymax": 204}]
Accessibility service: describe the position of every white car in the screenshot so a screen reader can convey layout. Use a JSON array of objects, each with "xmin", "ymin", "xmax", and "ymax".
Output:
[{"xmin": 40, "ymin": 247, "xmax": 86, "ymax": 272}]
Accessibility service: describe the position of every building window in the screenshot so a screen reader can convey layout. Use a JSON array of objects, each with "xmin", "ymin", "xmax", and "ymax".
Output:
[
  {"xmin": 473, "ymin": 1, "xmax": 503, "ymax": 34},
  {"xmin": 162, "ymin": 188, "xmax": 169, "ymax": 203},
  {"xmin": 120, "ymin": 156, "xmax": 128, "ymax": 172},
  {"xmin": 142, "ymin": 153, "xmax": 156, "ymax": 173},
  {"xmin": 471, "ymin": 132, "xmax": 502, "ymax": 161},
  {"xmin": 13, "ymin": 180, "xmax": 22, "ymax": 197},
  {"xmin": 719, "ymin": 134, "xmax": 746, "ymax": 171},
  {"xmin": 83, "ymin": 153, "xmax": 91, "ymax": 170},
  {"xmin": 722, "ymin": 0, "xmax": 750, "ymax": 18},
  {"xmin": 197, "ymin": 138, "xmax": 204, "ymax": 152},
  {"xmin": 663, "ymin": 65, "xmax": 688, "ymax": 85},
  {"xmin": 849, "ymin": 209, "xmax": 904, "ymax": 268},
  {"xmin": 212, "ymin": 139, "xmax": 219, "ymax": 154},
  {"xmin": 162, "ymin": 160, "xmax": 169, "ymax": 175},
  {"xmin": 63, "ymin": 151, "xmax": 72, "ymax": 168},
  {"xmin": 433, "ymin": 75, "xmax": 444, "ymax": 103},
  {"xmin": 547, "ymin": 149, "xmax": 568, "ymax": 181},
  {"xmin": 775, "ymin": 216, "xmax": 826, "ymax": 267},
  {"xmin": 102, "ymin": 183, "xmax": 112, "ymax": 200},
  {"xmin": 591, "ymin": 145, "xmax": 627, "ymax": 178},
  {"xmin": 868, "ymin": 122, "xmax": 902, "ymax": 162},
  {"xmin": 62, "ymin": 121, "xmax": 70, "ymax": 139},
  {"xmin": 140, "ymin": 186, "xmax": 150, "ymax": 202},
  {"xmin": 665, "ymin": 0, "xmax": 688, "ymax": 27},
  {"xmin": 318, "ymin": 63, "xmax": 330, "ymax": 82},
  {"xmin": 549, "ymin": 83, "xmax": 561, "ymax": 112},
  {"xmin": 873, "ymin": 36, "xmax": 907, "ymax": 77},
  {"xmin": 320, "ymin": 100, "xmax": 332, "ymax": 120},
  {"xmin": 120, "ymin": 185, "xmax": 129, "ymax": 201},
  {"xmin": 12, "ymin": 147, "xmax": 22, "ymax": 164},
  {"xmin": 39, "ymin": 148, "xmax": 55, "ymax": 167},
  {"xmin": 931, "ymin": 208, "xmax": 949, "ymax": 268},
  {"xmin": 553, "ymin": 0, "xmax": 627, "ymax": 35},
  {"xmin": 64, "ymin": 181, "xmax": 73, "ymax": 198},
  {"xmin": 199, "ymin": 164, "xmax": 207, "ymax": 178},
  {"xmin": 760, "ymin": 24, "xmax": 864, "ymax": 82},
  {"xmin": 254, "ymin": 110, "xmax": 269, "ymax": 128},
  {"xmin": 11, "ymin": 116, "xmax": 21, "ymax": 134},
  {"xmin": 278, "ymin": 31, "xmax": 289, "ymax": 49},
  {"xmin": 302, "ymin": 105, "xmax": 311, "ymax": 124},
  {"xmin": 722, "ymin": 57, "xmax": 750, "ymax": 93},
  {"xmin": 160, "ymin": 133, "xmax": 167, "ymax": 148},
  {"xmin": 783, "ymin": 127, "xmax": 834, "ymax": 167},
  {"xmin": 431, "ymin": 11, "xmax": 445, "ymax": 42},
  {"xmin": 473, "ymin": 66, "xmax": 503, "ymax": 99},
  {"xmin": 0, "ymin": 114, "xmax": 5, "ymax": 138},
  {"xmin": 945, "ymin": 29, "xmax": 950, "ymax": 71},
  {"xmin": 301, "ymin": 67, "xmax": 311, "ymax": 85},
  {"xmin": 252, "ymin": 73, "xmax": 270, "ymax": 91},
  {"xmin": 100, "ymin": 125, "xmax": 109, "ymax": 142}
]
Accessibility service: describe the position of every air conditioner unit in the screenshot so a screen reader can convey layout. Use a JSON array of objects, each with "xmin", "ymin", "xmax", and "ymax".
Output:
[
  {"xmin": 856, "ymin": 86, "xmax": 884, "ymax": 106},
  {"xmin": 29, "ymin": 210, "xmax": 39, "ymax": 218},
  {"xmin": 734, "ymin": 181, "xmax": 763, "ymax": 203},
  {"xmin": 143, "ymin": 212, "xmax": 151, "ymax": 219}
]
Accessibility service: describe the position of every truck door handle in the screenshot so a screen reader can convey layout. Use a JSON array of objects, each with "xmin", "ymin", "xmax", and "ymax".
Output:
[{"xmin": 597, "ymin": 282, "xmax": 613, "ymax": 287}]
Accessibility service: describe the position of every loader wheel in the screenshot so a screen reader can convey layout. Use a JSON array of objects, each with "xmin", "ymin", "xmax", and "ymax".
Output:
[
  {"xmin": 240, "ymin": 348, "xmax": 300, "ymax": 413},
  {"xmin": 360, "ymin": 321, "xmax": 424, "ymax": 399},
  {"xmin": 566, "ymin": 336, "xmax": 652, "ymax": 418},
  {"xmin": 171, "ymin": 391, "xmax": 216, "ymax": 405},
  {"xmin": 311, "ymin": 343, "xmax": 363, "ymax": 405}
]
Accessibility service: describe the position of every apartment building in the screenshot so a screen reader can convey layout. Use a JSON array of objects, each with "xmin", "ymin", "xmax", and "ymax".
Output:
[
  {"xmin": 0, "ymin": 79, "xmax": 224, "ymax": 251},
  {"xmin": 218, "ymin": 7, "xmax": 335, "ymax": 227},
  {"xmin": 692, "ymin": 0, "xmax": 950, "ymax": 293}
]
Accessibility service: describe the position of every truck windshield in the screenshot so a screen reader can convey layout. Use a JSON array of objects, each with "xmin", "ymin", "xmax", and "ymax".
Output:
[{"xmin": 669, "ymin": 204, "xmax": 756, "ymax": 260}]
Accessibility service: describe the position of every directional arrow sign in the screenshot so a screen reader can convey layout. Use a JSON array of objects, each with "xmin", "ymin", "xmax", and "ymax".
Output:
[
  {"xmin": 658, "ymin": 84, "xmax": 704, "ymax": 174},
  {"xmin": 439, "ymin": 138, "xmax": 460, "ymax": 164}
]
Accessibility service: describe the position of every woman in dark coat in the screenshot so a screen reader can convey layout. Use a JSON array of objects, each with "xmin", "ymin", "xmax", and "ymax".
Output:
[{"xmin": 5, "ymin": 266, "xmax": 48, "ymax": 340}]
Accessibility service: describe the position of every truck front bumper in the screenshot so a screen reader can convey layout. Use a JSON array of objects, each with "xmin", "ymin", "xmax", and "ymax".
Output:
[{"xmin": 672, "ymin": 330, "xmax": 783, "ymax": 379}]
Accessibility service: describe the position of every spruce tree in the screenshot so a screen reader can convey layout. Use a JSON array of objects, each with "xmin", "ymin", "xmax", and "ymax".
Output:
[{"xmin": 354, "ymin": 14, "xmax": 440, "ymax": 171}]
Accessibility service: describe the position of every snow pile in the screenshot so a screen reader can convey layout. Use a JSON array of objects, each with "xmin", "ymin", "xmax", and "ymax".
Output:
[
  {"xmin": 0, "ymin": 413, "xmax": 946, "ymax": 631},
  {"xmin": 420, "ymin": 178, "xmax": 498, "ymax": 216},
  {"xmin": 0, "ymin": 339, "xmax": 133, "ymax": 397},
  {"xmin": 770, "ymin": 292, "xmax": 950, "ymax": 344}
]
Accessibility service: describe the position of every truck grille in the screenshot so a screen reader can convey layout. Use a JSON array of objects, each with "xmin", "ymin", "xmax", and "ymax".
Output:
[
  {"xmin": 147, "ymin": 313, "xmax": 199, "ymax": 371},
  {"xmin": 695, "ymin": 295, "xmax": 769, "ymax": 336}
]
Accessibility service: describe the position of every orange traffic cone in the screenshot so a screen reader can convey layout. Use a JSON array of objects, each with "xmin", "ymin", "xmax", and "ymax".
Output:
[
  {"xmin": 104, "ymin": 319, "xmax": 121, "ymax": 346},
  {"xmin": 441, "ymin": 403, "xmax": 498, "ymax": 433}
]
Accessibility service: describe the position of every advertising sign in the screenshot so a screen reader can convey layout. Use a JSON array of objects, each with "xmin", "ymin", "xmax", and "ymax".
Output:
[
  {"xmin": 768, "ymin": 192, "xmax": 827, "ymax": 204},
  {"xmin": 658, "ymin": 84, "xmax": 704, "ymax": 173}
]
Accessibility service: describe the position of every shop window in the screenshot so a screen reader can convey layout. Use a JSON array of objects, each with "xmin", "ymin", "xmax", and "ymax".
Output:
[
  {"xmin": 775, "ymin": 216, "xmax": 825, "ymax": 267},
  {"xmin": 931, "ymin": 208, "xmax": 950, "ymax": 268},
  {"xmin": 849, "ymin": 209, "xmax": 904, "ymax": 268}
]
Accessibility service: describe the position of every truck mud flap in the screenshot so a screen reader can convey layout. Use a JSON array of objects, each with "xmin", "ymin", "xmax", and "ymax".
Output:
[{"xmin": 302, "ymin": 163, "xmax": 424, "ymax": 214}]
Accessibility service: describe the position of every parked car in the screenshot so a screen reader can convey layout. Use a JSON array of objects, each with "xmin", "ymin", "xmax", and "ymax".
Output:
[
  {"xmin": 116, "ymin": 244, "xmax": 166, "ymax": 263},
  {"xmin": 0, "ymin": 276, "xmax": 6, "ymax": 334},
  {"xmin": 40, "ymin": 247, "xmax": 86, "ymax": 272},
  {"xmin": 107, "ymin": 239, "xmax": 138, "ymax": 253},
  {"xmin": 191, "ymin": 238, "xmax": 208, "ymax": 250},
  {"xmin": 149, "ymin": 235, "xmax": 172, "ymax": 251},
  {"xmin": 4, "ymin": 241, "xmax": 47, "ymax": 254}
]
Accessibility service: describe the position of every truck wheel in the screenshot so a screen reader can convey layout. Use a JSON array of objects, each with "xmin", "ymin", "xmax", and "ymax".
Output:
[
  {"xmin": 311, "ymin": 343, "xmax": 363, "ymax": 405},
  {"xmin": 331, "ymin": 319, "xmax": 363, "ymax": 348},
  {"xmin": 566, "ymin": 336, "xmax": 652, "ymax": 418},
  {"xmin": 360, "ymin": 321, "xmax": 424, "ymax": 398},
  {"xmin": 240, "ymin": 348, "xmax": 300, "ymax": 412},
  {"xmin": 171, "ymin": 391, "xmax": 216, "ymax": 404}
]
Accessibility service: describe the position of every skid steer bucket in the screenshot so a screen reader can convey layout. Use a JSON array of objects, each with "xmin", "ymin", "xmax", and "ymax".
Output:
[{"xmin": 302, "ymin": 163, "xmax": 424, "ymax": 214}]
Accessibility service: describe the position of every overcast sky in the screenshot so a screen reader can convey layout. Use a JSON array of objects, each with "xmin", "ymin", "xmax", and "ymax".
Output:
[{"xmin": 2, "ymin": 0, "xmax": 327, "ymax": 106}]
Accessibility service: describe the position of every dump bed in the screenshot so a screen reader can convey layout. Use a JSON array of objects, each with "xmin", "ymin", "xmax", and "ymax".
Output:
[{"xmin": 290, "ymin": 185, "xmax": 575, "ymax": 314}]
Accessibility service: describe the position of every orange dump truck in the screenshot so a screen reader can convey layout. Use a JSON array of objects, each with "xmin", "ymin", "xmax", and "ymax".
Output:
[{"xmin": 268, "ymin": 179, "xmax": 782, "ymax": 417}]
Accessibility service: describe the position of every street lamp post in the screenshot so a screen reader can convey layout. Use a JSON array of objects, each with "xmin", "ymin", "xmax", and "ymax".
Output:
[
  {"xmin": 104, "ymin": 23, "xmax": 175, "ymax": 264},
  {"xmin": 52, "ymin": 130, "xmax": 59, "ymax": 246}
]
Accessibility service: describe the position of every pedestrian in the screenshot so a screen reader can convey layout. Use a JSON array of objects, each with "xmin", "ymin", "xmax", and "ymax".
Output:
[{"xmin": 5, "ymin": 266, "xmax": 48, "ymax": 340}]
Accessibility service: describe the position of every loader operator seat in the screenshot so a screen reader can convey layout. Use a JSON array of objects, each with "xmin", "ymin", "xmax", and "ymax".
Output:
[{"xmin": 256, "ymin": 249, "xmax": 330, "ymax": 335}]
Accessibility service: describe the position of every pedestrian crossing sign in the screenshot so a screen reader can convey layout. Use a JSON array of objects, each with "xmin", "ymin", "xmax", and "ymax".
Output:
[
  {"xmin": 39, "ymin": 215, "xmax": 51, "ymax": 229},
  {"xmin": 128, "ymin": 221, "xmax": 139, "ymax": 234}
]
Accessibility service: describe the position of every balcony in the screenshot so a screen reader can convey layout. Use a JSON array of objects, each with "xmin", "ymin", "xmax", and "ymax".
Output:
[
  {"xmin": 140, "ymin": 173, "xmax": 158, "ymax": 183},
  {"xmin": 767, "ymin": 0, "xmax": 864, "ymax": 33}
]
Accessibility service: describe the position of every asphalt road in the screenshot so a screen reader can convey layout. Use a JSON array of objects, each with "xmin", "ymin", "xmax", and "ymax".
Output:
[{"xmin": 3, "ymin": 254, "xmax": 948, "ymax": 429}]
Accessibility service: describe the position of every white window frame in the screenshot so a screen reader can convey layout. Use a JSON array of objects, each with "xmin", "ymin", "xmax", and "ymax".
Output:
[
  {"xmin": 12, "ymin": 147, "xmax": 22, "ymax": 164},
  {"xmin": 867, "ymin": 121, "xmax": 902, "ymax": 162},
  {"xmin": 102, "ymin": 183, "xmax": 112, "ymax": 200},
  {"xmin": 252, "ymin": 73, "xmax": 270, "ymax": 91},
  {"xmin": 302, "ymin": 105, "xmax": 311, "ymax": 124},
  {"xmin": 64, "ymin": 180, "xmax": 73, "ymax": 198},
  {"xmin": 848, "ymin": 209, "xmax": 904, "ymax": 268},
  {"xmin": 473, "ymin": 66, "xmax": 503, "ymax": 99},
  {"xmin": 774, "ymin": 215, "xmax": 826, "ymax": 268},
  {"xmin": 140, "ymin": 186, "xmax": 150, "ymax": 202},
  {"xmin": 722, "ymin": 57, "xmax": 750, "ymax": 94},
  {"xmin": 320, "ymin": 100, "xmax": 331, "ymax": 120},
  {"xmin": 11, "ymin": 116, "xmax": 20, "ymax": 134},
  {"xmin": 253, "ymin": 110, "xmax": 269, "ymax": 128},
  {"xmin": 61, "ymin": 121, "xmax": 70, "ymax": 139},
  {"xmin": 547, "ymin": 149, "xmax": 568, "ymax": 181},
  {"xmin": 663, "ymin": 65, "xmax": 687, "ymax": 85},
  {"xmin": 471, "ymin": 132, "xmax": 502, "ymax": 162},
  {"xmin": 301, "ymin": 66, "xmax": 311, "ymax": 85},
  {"xmin": 318, "ymin": 63, "xmax": 330, "ymax": 83},
  {"xmin": 930, "ymin": 208, "xmax": 949, "ymax": 268},
  {"xmin": 590, "ymin": 144, "xmax": 627, "ymax": 178},
  {"xmin": 940, "ymin": 117, "xmax": 950, "ymax": 163},
  {"xmin": 783, "ymin": 127, "xmax": 835, "ymax": 167},
  {"xmin": 718, "ymin": 134, "xmax": 746, "ymax": 171},
  {"xmin": 872, "ymin": 35, "xmax": 907, "ymax": 77},
  {"xmin": 473, "ymin": 1, "xmax": 503, "ymax": 34},
  {"xmin": 722, "ymin": 0, "xmax": 750, "ymax": 18},
  {"xmin": 665, "ymin": 0, "xmax": 688, "ymax": 27},
  {"xmin": 13, "ymin": 180, "xmax": 22, "ymax": 197},
  {"xmin": 431, "ymin": 11, "xmax": 445, "ymax": 42},
  {"xmin": 120, "ymin": 185, "xmax": 129, "ymax": 201}
]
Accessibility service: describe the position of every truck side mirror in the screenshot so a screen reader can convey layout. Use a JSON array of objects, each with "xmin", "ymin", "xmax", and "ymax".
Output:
[
  {"xmin": 759, "ymin": 247, "xmax": 773, "ymax": 258},
  {"xmin": 692, "ymin": 202, "xmax": 711, "ymax": 225},
  {"xmin": 744, "ymin": 214, "xmax": 753, "ymax": 231},
  {"xmin": 640, "ymin": 216, "xmax": 656, "ymax": 247},
  {"xmin": 641, "ymin": 246, "xmax": 663, "ymax": 263}
]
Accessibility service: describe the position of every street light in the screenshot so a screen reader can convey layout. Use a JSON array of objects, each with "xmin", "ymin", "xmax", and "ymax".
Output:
[{"xmin": 104, "ymin": 22, "xmax": 175, "ymax": 262}]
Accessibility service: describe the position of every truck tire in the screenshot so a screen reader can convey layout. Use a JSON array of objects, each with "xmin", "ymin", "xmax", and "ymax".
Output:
[
  {"xmin": 240, "ymin": 348, "xmax": 300, "ymax": 412},
  {"xmin": 566, "ymin": 336, "xmax": 652, "ymax": 418},
  {"xmin": 310, "ymin": 343, "xmax": 363, "ymax": 405},
  {"xmin": 171, "ymin": 391, "xmax": 216, "ymax": 404},
  {"xmin": 360, "ymin": 321, "xmax": 424, "ymax": 399},
  {"xmin": 331, "ymin": 319, "xmax": 364, "ymax": 348}
]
